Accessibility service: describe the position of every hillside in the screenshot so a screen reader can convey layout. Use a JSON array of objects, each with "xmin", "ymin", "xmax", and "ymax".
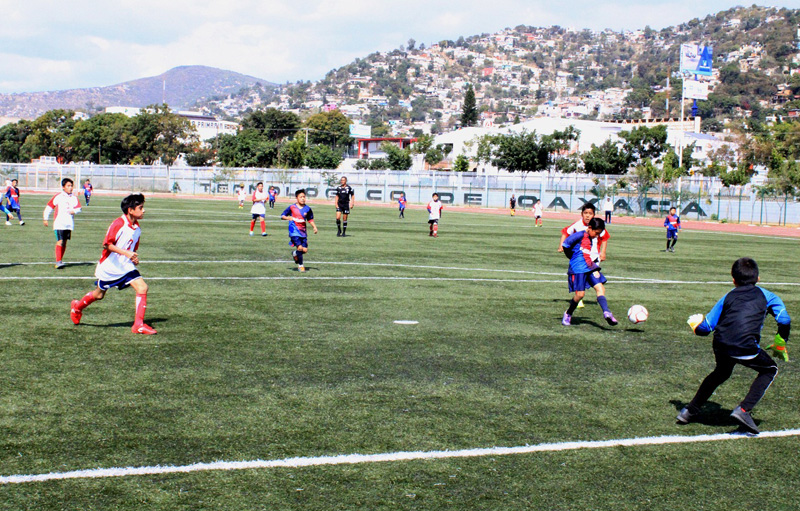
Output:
[
  {"xmin": 195, "ymin": 5, "xmax": 800, "ymax": 134},
  {"xmin": 0, "ymin": 66, "xmax": 275, "ymax": 119}
]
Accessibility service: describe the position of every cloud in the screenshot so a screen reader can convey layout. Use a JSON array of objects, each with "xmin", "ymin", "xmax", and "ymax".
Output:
[{"xmin": 0, "ymin": 0, "xmax": 798, "ymax": 93}]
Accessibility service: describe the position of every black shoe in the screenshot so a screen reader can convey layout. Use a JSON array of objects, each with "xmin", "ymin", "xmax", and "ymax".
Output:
[
  {"xmin": 731, "ymin": 407, "xmax": 759, "ymax": 434},
  {"xmin": 336, "ymin": 232, "xmax": 342, "ymax": 237},
  {"xmin": 676, "ymin": 407, "xmax": 696, "ymax": 424}
]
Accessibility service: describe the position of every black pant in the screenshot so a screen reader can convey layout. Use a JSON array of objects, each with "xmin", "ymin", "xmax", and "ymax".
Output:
[
  {"xmin": 689, "ymin": 349, "xmax": 778, "ymax": 412},
  {"xmin": 604, "ymin": 211, "xmax": 611, "ymax": 222}
]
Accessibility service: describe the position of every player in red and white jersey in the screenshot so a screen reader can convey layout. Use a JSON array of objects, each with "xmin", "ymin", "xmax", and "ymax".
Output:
[
  {"xmin": 43, "ymin": 178, "xmax": 82, "ymax": 269},
  {"xmin": 557, "ymin": 203, "xmax": 610, "ymax": 309},
  {"xmin": 557, "ymin": 203, "xmax": 610, "ymax": 263},
  {"xmin": 69, "ymin": 193, "xmax": 157, "ymax": 335},
  {"xmin": 249, "ymin": 182, "xmax": 268, "ymax": 236},
  {"xmin": 426, "ymin": 193, "xmax": 444, "ymax": 237}
]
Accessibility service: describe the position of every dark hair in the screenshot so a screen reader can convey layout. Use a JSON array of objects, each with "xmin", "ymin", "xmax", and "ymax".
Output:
[
  {"xmin": 62, "ymin": 178, "xmax": 73, "ymax": 187},
  {"xmin": 588, "ymin": 217, "xmax": 605, "ymax": 231},
  {"xmin": 256, "ymin": 181, "xmax": 263, "ymax": 187},
  {"xmin": 432, "ymin": 192, "xmax": 439, "ymax": 198},
  {"xmin": 581, "ymin": 203, "xmax": 596, "ymax": 213},
  {"xmin": 732, "ymin": 257, "xmax": 759, "ymax": 285},
  {"xmin": 295, "ymin": 189, "xmax": 306, "ymax": 197},
  {"xmin": 11, "ymin": 179, "xmax": 17, "ymax": 184},
  {"xmin": 121, "ymin": 193, "xmax": 145, "ymax": 214},
  {"xmin": 669, "ymin": 206, "xmax": 677, "ymax": 212}
]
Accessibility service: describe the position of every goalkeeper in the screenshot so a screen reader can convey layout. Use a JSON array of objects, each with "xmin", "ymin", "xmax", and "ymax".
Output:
[{"xmin": 677, "ymin": 257, "xmax": 791, "ymax": 434}]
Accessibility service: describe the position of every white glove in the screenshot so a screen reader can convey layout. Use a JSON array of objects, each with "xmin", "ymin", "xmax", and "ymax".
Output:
[{"xmin": 687, "ymin": 314, "xmax": 704, "ymax": 332}]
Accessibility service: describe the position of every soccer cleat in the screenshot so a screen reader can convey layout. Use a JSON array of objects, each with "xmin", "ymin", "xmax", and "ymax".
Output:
[
  {"xmin": 249, "ymin": 231, "xmax": 254, "ymax": 236},
  {"xmin": 131, "ymin": 323, "xmax": 157, "ymax": 335},
  {"xmin": 603, "ymin": 311, "xmax": 618, "ymax": 326},
  {"xmin": 676, "ymin": 407, "xmax": 696, "ymax": 424},
  {"xmin": 433, "ymin": 233, "xmax": 438, "ymax": 237},
  {"xmin": 576, "ymin": 299, "xmax": 585, "ymax": 309},
  {"xmin": 70, "ymin": 300, "xmax": 82, "ymax": 325},
  {"xmin": 561, "ymin": 312, "xmax": 571, "ymax": 326},
  {"xmin": 4, "ymin": 221, "xmax": 10, "ymax": 226},
  {"xmin": 298, "ymin": 266, "xmax": 306, "ymax": 273},
  {"xmin": 55, "ymin": 261, "xmax": 65, "ymax": 269},
  {"xmin": 731, "ymin": 407, "xmax": 759, "ymax": 434},
  {"xmin": 19, "ymin": 221, "xmax": 24, "ymax": 226},
  {"xmin": 261, "ymin": 232, "xmax": 267, "ymax": 237}
]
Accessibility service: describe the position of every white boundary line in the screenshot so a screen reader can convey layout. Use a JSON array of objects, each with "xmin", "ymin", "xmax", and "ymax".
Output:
[
  {"xmin": 2, "ymin": 259, "xmax": 800, "ymax": 286},
  {"xmin": 2, "ymin": 429, "xmax": 799, "ymax": 485}
]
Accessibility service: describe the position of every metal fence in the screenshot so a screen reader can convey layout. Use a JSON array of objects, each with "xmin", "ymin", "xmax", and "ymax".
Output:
[{"xmin": 3, "ymin": 162, "xmax": 799, "ymax": 225}]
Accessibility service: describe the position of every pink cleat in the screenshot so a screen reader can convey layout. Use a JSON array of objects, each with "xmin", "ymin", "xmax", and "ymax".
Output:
[
  {"xmin": 132, "ymin": 323, "xmax": 157, "ymax": 335},
  {"xmin": 70, "ymin": 300, "xmax": 82, "ymax": 325}
]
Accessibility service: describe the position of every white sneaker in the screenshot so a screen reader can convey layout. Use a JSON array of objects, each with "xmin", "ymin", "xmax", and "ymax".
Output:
[
  {"xmin": 4, "ymin": 221, "xmax": 10, "ymax": 226},
  {"xmin": 19, "ymin": 221, "xmax": 24, "ymax": 226},
  {"xmin": 249, "ymin": 231, "xmax": 254, "ymax": 236}
]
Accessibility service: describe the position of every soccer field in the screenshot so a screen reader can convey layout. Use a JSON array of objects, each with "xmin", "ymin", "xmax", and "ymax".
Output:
[{"xmin": 1, "ymin": 194, "xmax": 799, "ymax": 510}]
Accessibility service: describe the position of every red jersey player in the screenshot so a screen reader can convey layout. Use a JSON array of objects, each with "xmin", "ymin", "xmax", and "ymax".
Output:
[
  {"xmin": 557, "ymin": 203, "xmax": 610, "ymax": 308},
  {"xmin": 43, "ymin": 178, "xmax": 82, "ymax": 269},
  {"xmin": 70, "ymin": 193, "xmax": 157, "ymax": 335}
]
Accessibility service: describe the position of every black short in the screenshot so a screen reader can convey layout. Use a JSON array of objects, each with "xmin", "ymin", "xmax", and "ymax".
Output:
[
  {"xmin": 55, "ymin": 230, "xmax": 72, "ymax": 241},
  {"xmin": 428, "ymin": 219, "xmax": 439, "ymax": 225},
  {"xmin": 336, "ymin": 206, "xmax": 350, "ymax": 215}
]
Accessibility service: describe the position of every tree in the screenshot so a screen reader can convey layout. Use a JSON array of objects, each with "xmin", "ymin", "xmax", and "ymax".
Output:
[
  {"xmin": 305, "ymin": 144, "xmax": 343, "ymax": 169},
  {"xmin": 240, "ymin": 108, "xmax": 301, "ymax": 141},
  {"xmin": 618, "ymin": 125, "xmax": 669, "ymax": 166},
  {"xmin": 185, "ymin": 146, "xmax": 216, "ymax": 167},
  {"xmin": 278, "ymin": 137, "xmax": 306, "ymax": 168},
  {"xmin": 20, "ymin": 109, "xmax": 77, "ymax": 162},
  {"xmin": 381, "ymin": 142, "xmax": 412, "ymax": 170},
  {"xmin": 128, "ymin": 104, "xmax": 195, "ymax": 165},
  {"xmin": 69, "ymin": 113, "xmax": 132, "ymax": 164},
  {"xmin": 582, "ymin": 139, "xmax": 630, "ymax": 175},
  {"xmin": 453, "ymin": 154, "xmax": 470, "ymax": 172},
  {"xmin": 491, "ymin": 130, "xmax": 550, "ymax": 173},
  {"xmin": 0, "ymin": 121, "xmax": 33, "ymax": 163},
  {"xmin": 304, "ymin": 110, "xmax": 353, "ymax": 149},
  {"xmin": 461, "ymin": 84, "xmax": 479, "ymax": 127}
]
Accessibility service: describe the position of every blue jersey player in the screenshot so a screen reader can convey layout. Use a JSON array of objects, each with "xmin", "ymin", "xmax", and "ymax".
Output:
[
  {"xmin": 664, "ymin": 207, "xmax": 681, "ymax": 252},
  {"xmin": 281, "ymin": 189, "xmax": 317, "ymax": 273},
  {"xmin": 678, "ymin": 258, "xmax": 791, "ymax": 434},
  {"xmin": 561, "ymin": 217, "xmax": 618, "ymax": 327}
]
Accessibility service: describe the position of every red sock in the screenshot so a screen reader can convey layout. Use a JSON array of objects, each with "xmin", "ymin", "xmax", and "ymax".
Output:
[
  {"xmin": 134, "ymin": 293, "xmax": 147, "ymax": 325},
  {"xmin": 77, "ymin": 292, "xmax": 97, "ymax": 311},
  {"xmin": 433, "ymin": 225, "xmax": 438, "ymax": 235},
  {"xmin": 249, "ymin": 220, "xmax": 256, "ymax": 231},
  {"xmin": 260, "ymin": 219, "xmax": 266, "ymax": 233},
  {"xmin": 55, "ymin": 244, "xmax": 64, "ymax": 262}
]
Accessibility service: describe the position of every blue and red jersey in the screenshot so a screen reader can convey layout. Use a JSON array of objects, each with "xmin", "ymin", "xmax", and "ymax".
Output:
[
  {"xmin": 398, "ymin": 196, "xmax": 407, "ymax": 208},
  {"xmin": 562, "ymin": 230, "xmax": 601, "ymax": 275},
  {"xmin": 282, "ymin": 204, "xmax": 314, "ymax": 237},
  {"xmin": 83, "ymin": 183, "xmax": 93, "ymax": 196},
  {"xmin": 664, "ymin": 214, "xmax": 681, "ymax": 233},
  {"xmin": 5, "ymin": 186, "xmax": 20, "ymax": 209},
  {"xmin": 269, "ymin": 189, "xmax": 277, "ymax": 201}
]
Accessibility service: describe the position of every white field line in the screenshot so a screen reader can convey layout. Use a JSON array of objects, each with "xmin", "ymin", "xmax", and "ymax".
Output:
[
  {"xmin": 2, "ymin": 429, "xmax": 799, "ymax": 485},
  {"xmin": 2, "ymin": 260, "xmax": 799, "ymax": 286}
]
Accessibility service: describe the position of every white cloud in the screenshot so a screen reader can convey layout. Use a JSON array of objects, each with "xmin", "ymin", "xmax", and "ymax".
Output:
[{"xmin": 1, "ymin": 0, "xmax": 799, "ymax": 93}]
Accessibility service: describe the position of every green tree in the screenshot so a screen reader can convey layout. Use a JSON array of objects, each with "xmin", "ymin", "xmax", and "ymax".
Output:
[
  {"xmin": 69, "ymin": 113, "xmax": 132, "ymax": 164},
  {"xmin": 304, "ymin": 110, "xmax": 353, "ymax": 149},
  {"xmin": 582, "ymin": 139, "xmax": 631, "ymax": 175},
  {"xmin": 278, "ymin": 137, "xmax": 306, "ymax": 169},
  {"xmin": 618, "ymin": 125, "xmax": 669, "ymax": 166},
  {"xmin": 305, "ymin": 144, "xmax": 343, "ymax": 169},
  {"xmin": 240, "ymin": 108, "xmax": 301, "ymax": 141},
  {"xmin": 0, "ymin": 121, "xmax": 33, "ymax": 163},
  {"xmin": 128, "ymin": 104, "xmax": 195, "ymax": 165},
  {"xmin": 20, "ymin": 109, "xmax": 77, "ymax": 162},
  {"xmin": 491, "ymin": 130, "xmax": 550, "ymax": 173},
  {"xmin": 453, "ymin": 153, "xmax": 470, "ymax": 172},
  {"xmin": 381, "ymin": 142, "xmax": 412, "ymax": 170},
  {"xmin": 461, "ymin": 84, "xmax": 479, "ymax": 127}
]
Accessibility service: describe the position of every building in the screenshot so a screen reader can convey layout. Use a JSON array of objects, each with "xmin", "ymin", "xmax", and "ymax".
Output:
[
  {"xmin": 104, "ymin": 107, "xmax": 239, "ymax": 143},
  {"xmin": 355, "ymin": 137, "xmax": 417, "ymax": 159}
]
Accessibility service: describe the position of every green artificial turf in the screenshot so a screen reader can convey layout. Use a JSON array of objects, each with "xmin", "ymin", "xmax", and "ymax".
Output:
[{"xmin": 1, "ymin": 194, "xmax": 798, "ymax": 510}]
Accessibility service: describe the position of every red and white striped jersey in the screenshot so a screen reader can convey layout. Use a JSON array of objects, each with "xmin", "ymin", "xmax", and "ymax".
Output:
[
  {"xmin": 43, "ymin": 191, "xmax": 81, "ymax": 230},
  {"xmin": 561, "ymin": 218, "xmax": 610, "ymax": 261},
  {"xmin": 95, "ymin": 215, "xmax": 141, "ymax": 281}
]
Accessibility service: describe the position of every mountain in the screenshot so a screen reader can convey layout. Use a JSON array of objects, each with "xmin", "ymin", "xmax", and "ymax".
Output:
[
  {"xmin": 194, "ymin": 5, "xmax": 800, "ymax": 133},
  {"xmin": 0, "ymin": 66, "xmax": 275, "ymax": 119}
]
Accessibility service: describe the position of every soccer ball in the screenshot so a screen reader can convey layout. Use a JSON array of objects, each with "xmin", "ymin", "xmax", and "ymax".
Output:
[{"xmin": 627, "ymin": 305, "xmax": 649, "ymax": 324}]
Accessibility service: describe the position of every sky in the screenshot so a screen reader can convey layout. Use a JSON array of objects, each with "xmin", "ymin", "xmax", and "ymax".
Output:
[{"xmin": 1, "ymin": 0, "xmax": 800, "ymax": 94}]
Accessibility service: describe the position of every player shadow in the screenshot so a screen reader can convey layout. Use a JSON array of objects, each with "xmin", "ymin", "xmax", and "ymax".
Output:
[
  {"xmin": 83, "ymin": 317, "xmax": 168, "ymax": 329},
  {"xmin": 0, "ymin": 263, "xmax": 22, "ymax": 269},
  {"xmin": 669, "ymin": 399, "xmax": 760, "ymax": 433},
  {"xmin": 63, "ymin": 262, "xmax": 94, "ymax": 268},
  {"xmin": 290, "ymin": 266, "xmax": 317, "ymax": 272}
]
